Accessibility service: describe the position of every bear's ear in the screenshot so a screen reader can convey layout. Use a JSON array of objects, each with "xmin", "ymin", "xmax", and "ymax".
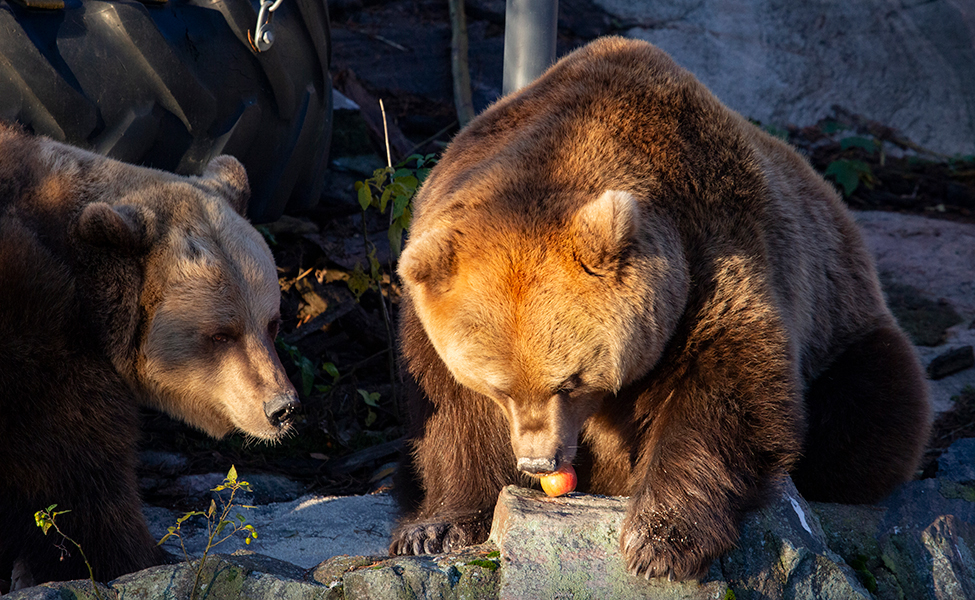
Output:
[
  {"xmin": 397, "ymin": 226, "xmax": 456, "ymax": 291},
  {"xmin": 77, "ymin": 202, "xmax": 157, "ymax": 253},
  {"xmin": 198, "ymin": 155, "xmax": 251, "ymax": 217},
  {"xmin": 572, "ymin": 189, "xmax": 639, "ymax": 270}
]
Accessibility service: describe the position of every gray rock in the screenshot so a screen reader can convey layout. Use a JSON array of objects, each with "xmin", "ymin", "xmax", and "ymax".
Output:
[
  {"xmin": 15, "ymin": 472, "xmax": 975, "ymax": 599},
  {"xmin": 489, "ymin": 481, "xmax": 868, "ymax": 600},
  {"xmin": 938, "ymin": 437, "xmax": 975, "ymax": 484},
  {"xmin": 490, "ymin": 486, "xmax": 731, "ymax": 599},
  {"xmin": 811, "ymin": 463, "xmax": 975, "ymax": 600},
  {"xmin": 720, "ymin": 479, "xmax": 873, "ymax": 600},
  {"xmin": 854, "ymin": 211, "xmax": 975, "ymax": 416},
  {"xmin": 146, "ymin": 471, "xmax": 305, "ymax": 506},
  {"xmin": 595, "ymin": 0, "xmax": 975, "ymax": 156},
  {"xmin": 340, "ymin": 549, "xmax": 501, "ymax": 600},
  {"xmin": 308, "ymin": 554, "xmax": 383, "ymax": 595},
  {"xmin": 109, "ymin": 554, "xmax": 330, "ymax": 600},
  {"xmin": 928, "ymin": 346, "xmax": 975, "ymax": 380},
  {"xmin": 871, "ymin": 506, "xmax": 975, "ymax": 599},
  {"xmin": 3, "ymin": 580, "xmax": 112, "ymax": 600},
  {"xmin": 146, "ymin": 493, "xmax": 399, "ymax": 570},
  {"xmin": 3, "ymin": 555, "xmax": 326, "ymax": 600},
  {"xmin": 138, "ymin": 450, "xmax": 190, "ymax": 476}
]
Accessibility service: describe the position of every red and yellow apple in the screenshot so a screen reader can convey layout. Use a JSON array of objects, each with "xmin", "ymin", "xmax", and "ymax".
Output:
[{"xmin": 539, "ymin": 464, "xmax": 577, "ymax": 497}]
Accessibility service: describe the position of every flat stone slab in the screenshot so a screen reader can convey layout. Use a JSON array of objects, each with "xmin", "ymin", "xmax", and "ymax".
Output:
[
  {"xmin": 489, "ymin": 482, "xmax": 870, "ymax": 600},
  {"xmin": 146, "ymin": 493, "xmax": 399, "ymax": 570},
  {"xmin": 489, "ymin": 486, "xmax": 732, "ymax": 599}
]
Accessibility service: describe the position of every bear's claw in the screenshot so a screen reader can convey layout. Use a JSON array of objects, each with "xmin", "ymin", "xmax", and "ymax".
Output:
[
  {"xmin": 619, "ymin": 507, "xmax": 719, "ymax": 581},
  {"xmin": 389, "ymin": 516, "xmax": 490, "ymax": 556}
]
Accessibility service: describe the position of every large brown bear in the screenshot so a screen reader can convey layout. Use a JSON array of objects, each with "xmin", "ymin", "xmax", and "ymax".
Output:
[
  {"xmin": 389, "ymin": 37, "xmax": 931, "ymax": 580},
  {"xmin": 0, "ymin": 122, "xmax": 299, "ymax": 589}
]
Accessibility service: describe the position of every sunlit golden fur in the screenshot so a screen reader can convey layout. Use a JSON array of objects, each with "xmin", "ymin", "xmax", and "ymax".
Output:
[
  {"xmin": 0, "ymin": 122, "xmax": 295, "ymax": 587},
  {"xmin": 390, "ymin": 37, "xmax": 931, "ymax": 580}
]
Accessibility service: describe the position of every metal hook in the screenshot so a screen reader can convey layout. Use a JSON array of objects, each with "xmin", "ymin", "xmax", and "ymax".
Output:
[{"xmin": 253, "ymin": 0, "xmax": 285, "ymax": 52}]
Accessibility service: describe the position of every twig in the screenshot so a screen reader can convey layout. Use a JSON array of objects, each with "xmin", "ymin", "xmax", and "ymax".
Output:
[
  {"xmin": 380, "ymin": 99, "xmax": 392, "ymax": 169},
  {"xmin": 377, "ymin": 101, "xmax": 400, "ymax": 419},
  {"xmin": 370, "ymin": 34, "xmax": 408, "ymax": 51},
  {"xmin": 448, "ymin": 0, "xmax": 475, "ymax": 127},
  {"xmin": 333, "ymin": 70, "xmax": 413, "ymax": 160}
]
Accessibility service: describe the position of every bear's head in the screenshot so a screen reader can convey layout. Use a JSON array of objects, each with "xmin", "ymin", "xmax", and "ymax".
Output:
[
  {"xmin": 69, "ymin": 152, "xmax": 298, "ymax": 442},
  {"xmin": 399, "ymin": 188, "xmax": 689, "ymax": 474}
]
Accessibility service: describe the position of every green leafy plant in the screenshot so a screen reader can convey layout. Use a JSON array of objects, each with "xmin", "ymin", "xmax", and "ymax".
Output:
[
  {"xmin": 158, "ymin": 466, "xmax": 258, "ymax": 600},
  {"xmin": 825, "ymin": 159, "xmax": 875, "ymax": 197},
  {"xmin": 355, "ymin": 156, "xmax": 432, "ymax": 260},
  {"xmin": 763, "ymin": 123, "xmax": 789, "ymax": 140},
  {"xmin": 254, "ymin": 224, "xmax": 278, "ymax": 246},
  {"xmin": 317, "ymin": 361, "xmax": 383, "ymax": 429},
  {"xmin": 841, "ymin": 135, "xmax": 886, "ymax": 167},
  {"xmin": 820, "ymin": 118, "xmax": 846, "ymax": 134},
  {"xmin": 840, "ymin": 135, "xmax": 880, "ymax": 154},
  {"xmin": 317, "ymin": 361, "xmax": 342, "ymax": 394},
  {"xmin": 34, "ymin": 505, "xmax": 106, "ymax": 600},
  {"xmin": 277, "ymin": 339, "xmax": 316, "ymax": 396},
  {"xmin": 849, "ymin": 554, "xmax": 879, "ymax": 594},
  {"xmin": 357, "ymin": 388, "xmax": 382, "ymax": 427},
  {"xmin": 348, "ymin": 152, "xmax": 437, "ymax": 414}
]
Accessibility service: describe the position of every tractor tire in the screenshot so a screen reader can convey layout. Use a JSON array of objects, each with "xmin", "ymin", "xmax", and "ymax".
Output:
[{"xmin": 0, "ymin": 0, "xmax": 332, "ymax": 222}]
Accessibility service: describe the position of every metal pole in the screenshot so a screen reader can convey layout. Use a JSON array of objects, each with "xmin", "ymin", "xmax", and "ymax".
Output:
[{"xmin": 502, "ymin": 0, "xmax": 559, "ymax": 96}]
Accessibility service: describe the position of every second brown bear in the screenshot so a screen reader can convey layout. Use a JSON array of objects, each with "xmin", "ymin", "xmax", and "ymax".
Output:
[
  {"xmin": 0, "ymin": 123, "xmax": 298, "ymax": 590},
  {"xmin": 389, "ymin": 37, "xmax": 931, "ymax": 580}
]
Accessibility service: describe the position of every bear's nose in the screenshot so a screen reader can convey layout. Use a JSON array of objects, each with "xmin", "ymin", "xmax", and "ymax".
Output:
[
  {"xmin": 517, "ymin": 457, "xmax": 559, "ymax": 474},
  {"xmin": 264, "ymin": 394, "xmax": 300, "ymax": 428}
]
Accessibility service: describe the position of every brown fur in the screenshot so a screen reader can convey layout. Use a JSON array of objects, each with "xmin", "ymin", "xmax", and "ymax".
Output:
[
  {"xmin": 389, "ymin": 37, "xmax": 931, "ymax": 580},
  {"xmin": 0, "ymin": 123, "xmax": 298, "ymax": 587}
]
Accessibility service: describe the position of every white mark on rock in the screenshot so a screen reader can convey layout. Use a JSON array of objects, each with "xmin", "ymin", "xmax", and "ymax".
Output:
[{"xmin": 790, "ymin": 496, "xmax": 812, "ymax": 535}]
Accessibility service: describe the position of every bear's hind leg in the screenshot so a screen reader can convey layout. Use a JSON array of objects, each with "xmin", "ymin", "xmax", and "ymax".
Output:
[{"xmin": 792, "ymin": 323, "xmax": 931, "ymax": 504}]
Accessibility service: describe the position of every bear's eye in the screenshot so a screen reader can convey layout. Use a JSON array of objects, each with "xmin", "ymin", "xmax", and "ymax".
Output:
[
  {"xmin": 555, "ymin": 373, "xmax": 584, "ymax": 395},
  {"xmin": 579, "ymin": 262, "xmax": 603, "ymax": 278},
  {"xmin": 211, "ymin": 333, "xmax": 233, "ymax": 344}
]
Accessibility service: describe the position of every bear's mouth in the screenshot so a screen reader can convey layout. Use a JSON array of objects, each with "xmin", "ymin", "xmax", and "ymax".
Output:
[{"xmin": 516, "ymin": 447, "xmax": 569, "ymax": 476}]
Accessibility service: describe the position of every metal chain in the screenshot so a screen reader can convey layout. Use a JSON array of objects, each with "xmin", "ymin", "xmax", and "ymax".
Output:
[{"xmin": 253, "ymin": 0, "xmax": 285, "ymax": 52}]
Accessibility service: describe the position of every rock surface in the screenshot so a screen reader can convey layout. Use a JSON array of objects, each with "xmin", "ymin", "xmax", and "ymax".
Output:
[
  {"xmin": 15, "ymin": 443, "xmax": 975, "ymax": 599},
  {"xmin": 146, "ymin": 493, "xmax": 398, "ymax": 570},
  {"xmin": 855, "ymin": 211, "xmax": 975, "ymax": 416},
  {"xmin": 489, "ymin": 482, "xmax": 873, "ymax": 599},
  {"xmin": 596, "ymin": 0, "xmax": 975, "ymax": 157},
  {"xmin": 812, "ymin": 435, "xmax": 975, "ymax": 599},
  {"xmin": 489, "ymin": 487, "xmax": 732, "ymax": 599}
]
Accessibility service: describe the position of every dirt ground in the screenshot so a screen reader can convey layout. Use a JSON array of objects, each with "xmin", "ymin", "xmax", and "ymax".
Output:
[{"xmin": 138, "ymin": 0, "xmax": 975, "ymax": 506}]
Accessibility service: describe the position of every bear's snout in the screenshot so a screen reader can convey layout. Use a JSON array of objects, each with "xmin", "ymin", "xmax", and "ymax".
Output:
[
  {"xmin": 264, "ymin": 393, "xmax": 300, "ymax": 428},
  {"xmin": 517, "ymin": 456, "xmax": 560, "ymax": 474}
]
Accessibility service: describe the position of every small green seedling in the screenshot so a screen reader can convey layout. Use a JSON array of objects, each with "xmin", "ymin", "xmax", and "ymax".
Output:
[
  {"xmin": 34, "ymin": 505, "xmax": 106, "ymax": 600},
  {"xmin": 158, "ymin": 466, "xmax": 258, "ymax": 600}
]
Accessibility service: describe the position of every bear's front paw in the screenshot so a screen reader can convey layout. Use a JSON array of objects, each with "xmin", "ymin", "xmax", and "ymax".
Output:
[
  {"xmin": 620, "ymin": 506, "xmax": 728, "ymax": 581},
  {"xmin": 389, "ymin": 516, "xmax": 489, "ymax": 556}
]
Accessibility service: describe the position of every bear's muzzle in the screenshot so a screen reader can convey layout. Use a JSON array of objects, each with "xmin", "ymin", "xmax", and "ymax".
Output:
[{"xmin": 264, "ymin": 393, "xmax": 300, "ymax": 428}]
